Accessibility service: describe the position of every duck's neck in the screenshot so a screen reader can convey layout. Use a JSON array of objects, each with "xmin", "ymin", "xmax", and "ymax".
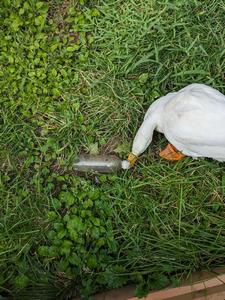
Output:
[
  {"xmin": 147, "ymin": 93, "xmax": 174, "ymax": 132},
  {"xmin": 131, "ymin": 94, "xmax": 172, "ymax": 157},
  {"xmin": 131, "ymin": 112, "xmax": 157, "ymax": 157}
]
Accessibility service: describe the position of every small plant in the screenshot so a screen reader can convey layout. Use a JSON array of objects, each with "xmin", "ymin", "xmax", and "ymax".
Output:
[
  {"xmin": 38, "ymin": 176, "xmax": 120, "ymax": 297},
  {"xmin": 0, "ymin": 0, "xmax": 100, "ymax": 298}
]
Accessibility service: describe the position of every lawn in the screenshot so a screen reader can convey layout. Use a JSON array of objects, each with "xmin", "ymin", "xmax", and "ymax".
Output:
[{"xmin": 1, "ymin": 0, "xmax": 225, "ymax": 299}]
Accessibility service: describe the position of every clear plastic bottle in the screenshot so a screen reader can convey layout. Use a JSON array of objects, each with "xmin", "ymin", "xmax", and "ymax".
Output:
[{"xmin": 74, "ymin": 154, "xmax": 124, "ymax": 173}]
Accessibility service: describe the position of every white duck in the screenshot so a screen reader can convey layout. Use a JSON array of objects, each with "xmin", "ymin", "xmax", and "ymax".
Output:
[{"xmin": 122, "ymin": 83, "xmax": 225, "ymax": 169}]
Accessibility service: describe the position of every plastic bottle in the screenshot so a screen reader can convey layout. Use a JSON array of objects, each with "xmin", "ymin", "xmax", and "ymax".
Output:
[{"xmin": 74, "ymin": 154, "xmax": 126, "ymax": 173}]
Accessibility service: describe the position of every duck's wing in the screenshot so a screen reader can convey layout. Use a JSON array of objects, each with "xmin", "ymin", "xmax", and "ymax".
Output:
[
  {"xmin": 166, "ymin": 109, "xmax": 225, "ymax": 147},
  {"xmin": 164, "ymin": 84, "xmax": 225, "ymax": 148}
]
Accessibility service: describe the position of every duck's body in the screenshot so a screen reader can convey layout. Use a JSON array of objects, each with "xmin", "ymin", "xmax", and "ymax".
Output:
[{"xmin": 122, "ymin": 84, "xmax": 225, "ymax": 169}]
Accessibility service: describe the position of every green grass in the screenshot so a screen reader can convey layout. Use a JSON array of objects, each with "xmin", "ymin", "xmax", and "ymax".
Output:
[{"xmin": 1, "ymin": 0, "xmax": 225, "ymax": 299}]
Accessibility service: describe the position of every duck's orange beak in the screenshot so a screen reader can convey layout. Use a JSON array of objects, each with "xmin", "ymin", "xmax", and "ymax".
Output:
[{"xmin": 127, "ymin": 153, "xmax": 138, "ymax": 166}]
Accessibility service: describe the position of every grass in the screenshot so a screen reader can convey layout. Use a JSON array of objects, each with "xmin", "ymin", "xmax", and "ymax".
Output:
[
  {"xmin": 78, "ymin": 0, "xmax": 225, "ymax": 159},
  {"xmin": 1, "ymin": 0, "xmax": 225, "ymax": 299}
]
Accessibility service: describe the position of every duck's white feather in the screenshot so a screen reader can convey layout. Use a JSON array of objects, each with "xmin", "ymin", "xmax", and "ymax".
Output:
[{"xmin": 131, "ymin": 83, "xmax": 225, "ymax": 161}]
